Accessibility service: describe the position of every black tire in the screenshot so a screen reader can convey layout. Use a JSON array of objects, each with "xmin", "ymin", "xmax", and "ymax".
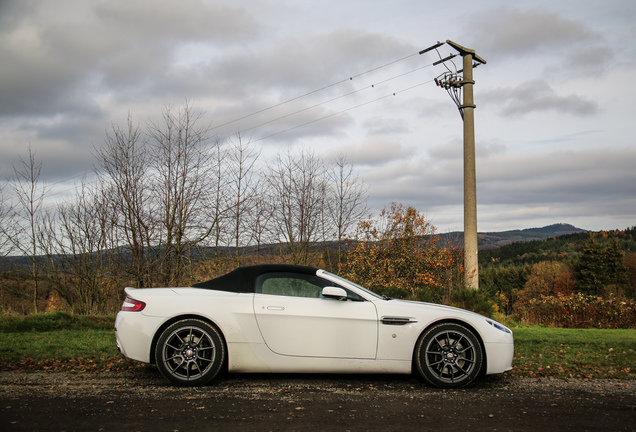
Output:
[
  {"xmin": 155, "ymin": 319, "xmax": 226, "ymax": 386},
  {"xmin": 414, "ymin": 322, "xmax": 483, "ymax": 388}
]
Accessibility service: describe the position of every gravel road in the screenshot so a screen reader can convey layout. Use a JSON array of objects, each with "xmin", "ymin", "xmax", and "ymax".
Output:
[{"xmin": 1, "ymin": 369, "xmax": 634, "ymax": 431}]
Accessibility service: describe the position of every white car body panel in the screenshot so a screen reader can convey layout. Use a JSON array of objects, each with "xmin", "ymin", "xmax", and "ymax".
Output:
[
  {"xmin": 253, "ymin": 293, "xmax": 378, "ymax": 359},
  {"xmin": 115, "ymin": 266, "xmax": 514, "ymax": 382}
]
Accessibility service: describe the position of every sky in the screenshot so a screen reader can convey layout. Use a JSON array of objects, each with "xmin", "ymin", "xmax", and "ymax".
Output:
[{"xmin": 0, "ymin": 0, "xmax": 635, "ymax": 234}]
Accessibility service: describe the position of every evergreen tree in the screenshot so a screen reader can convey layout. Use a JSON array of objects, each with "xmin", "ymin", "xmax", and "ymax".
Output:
[
  {"xmin": 479, "ymin": 265, "xmax": 529, "ymax": 315},
  {"xmin": 604, "ymin": 237, "xmax": 629, "ymax": 288},
  {"xmin": 575, "ymin": 237, "xmax": 605, "ymax": 295},
  {"xmin": 575, "ymin": 236, "xmax": 629, "ymax": 295}
]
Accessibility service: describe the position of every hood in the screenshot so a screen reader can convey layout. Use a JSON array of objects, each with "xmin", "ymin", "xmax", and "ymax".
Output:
[{"xmin": 379, "ymin": 297, "xmax": 487, "ymax": 320}]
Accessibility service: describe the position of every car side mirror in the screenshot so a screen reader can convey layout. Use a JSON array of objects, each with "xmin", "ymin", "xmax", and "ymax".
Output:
[{"xmin": 321, "ymin": 286, "xmax": 348, "ymax": 300}]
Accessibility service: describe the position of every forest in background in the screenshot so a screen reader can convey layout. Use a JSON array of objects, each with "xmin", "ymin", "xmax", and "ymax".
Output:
[
  {"xmin": 1, "ymin": 216, "xmax": 634, "ymax": 328},
  {"xmin": 478, "ymin": 227, "xmax": 636, "ymax": 327}
]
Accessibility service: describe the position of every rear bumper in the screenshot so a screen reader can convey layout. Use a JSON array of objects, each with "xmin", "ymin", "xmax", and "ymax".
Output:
[{"xmin": 115, "ymin": 311, "xmax": 164, "ymax": 364}]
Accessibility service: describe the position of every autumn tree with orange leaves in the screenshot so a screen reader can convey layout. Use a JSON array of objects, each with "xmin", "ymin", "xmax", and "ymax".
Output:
[{"xmin": 341, "ymin": 203, "xmax": 462, "ymax": 302}]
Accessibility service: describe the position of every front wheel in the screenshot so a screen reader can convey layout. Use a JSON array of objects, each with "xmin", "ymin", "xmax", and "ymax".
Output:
[
  {"xmin": 155, "ymin": 319, "xmax": 226, "ymax": 386},
  {"xmin": 414, "ymin": 323, "xmax": 483, "ymax": 388}
]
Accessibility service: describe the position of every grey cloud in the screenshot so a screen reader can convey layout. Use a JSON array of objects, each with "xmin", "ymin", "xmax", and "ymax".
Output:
[
  {"xmin": 246, "ymin": 108, "xmax": 354, "ymax": 145},
  {"xmin": 0, "ymin": 136, "xmax": 96, "ymax": 182},
  {"xmin": 1, "ymin": 0, "xmax": 633, "ymax": 234},
  {"xmin": 471, "ymin": 7, "xmax": 601, "ymax": 58},
  {"xmin": 126, "ymin": 28, "xmax": 417, "ymax": 135},
  {"xmin": 204, "ymin": 96, "xmax": 356, "ymax": 145},
  {"xmin": 160, "ymin": 29, "xmax": 418, "ymax": 143},
  {"xmin": 362, "ymin": 117, "xmax": 410, "ymax": 136},
  {"xmin": 477, "ymin": 147, "xmax": 636, "ymax": 206},
  {"xmin": 565, "ymin": 45, "xmax": 616, "ymax": 76},
  {"xmin": 467, "ymin": 6, "xmax": 619, "ymax": 79},
  {"xmin": 568, "ymin": 45, "xmax": 615, "ymax": 69},
  {"xmin": 340, "ymin": 137, "xmax": 416, "ymax": 166},
  {"xmin": 93, "ymin": 0, "xmax": 258, "ymax": 42},
  {"xmin": 428, "ymin": 140, "xmax": 462, "ymax": 160},
  {"xmin": 429, "ymin": 139, "xmax": 506, "ymax": 160},
  {"xmin": 482, "ymin": 79, "xmax": 599, "ymax": 117},
  {"xmin": 360, "ymin": 146, "xmax": 636, "ymax": 231},
  {"xmin": 361, "ymin": 155, "xmax": 464, "ymax": 209},
  {"xmin": 207, "ymin": 29, "xmax": 415, "ymax": 94},
  {"xmin": 0, "ymin": 0, "xmax": 260, "ymax": 117},
  {"xmin": 0, "ymin": 0, "xmax": 266, "ymax": 179}
]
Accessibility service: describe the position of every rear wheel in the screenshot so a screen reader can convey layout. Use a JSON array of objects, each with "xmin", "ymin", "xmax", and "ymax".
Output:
[
  {"xmin": 155, "ymin": 319, "xmax": 225, "ymax": 386},
  {"xmin": 415, "ymin": 322, "xmax": 483, "ymax": 388}
]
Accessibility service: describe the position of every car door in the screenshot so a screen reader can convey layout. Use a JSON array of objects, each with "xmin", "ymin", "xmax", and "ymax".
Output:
[{"xmin": 253, "ymin": 272, "xmax": 378, "ymax": 359}]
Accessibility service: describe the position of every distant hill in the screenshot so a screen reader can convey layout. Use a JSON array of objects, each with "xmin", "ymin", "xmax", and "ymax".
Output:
[
  {"xmin": 477, "ymin": 225, "xmax": 636, "ymax": 268},
  {"xmin": 0, "ymin": 223, "xmax": 599, "ymax": 273},
  {"xmin": 437, "ymin": 223, "xmax": 587, "ymax": 249},
  {"xmin": 478, "ymin": 223, "xmax": 587, "ymax": 249}
]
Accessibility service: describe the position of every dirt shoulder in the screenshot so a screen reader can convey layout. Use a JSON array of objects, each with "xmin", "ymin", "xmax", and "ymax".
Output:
[{"xmin": 1, "ymin": 370, "xmax": 634, "ymax": 431}]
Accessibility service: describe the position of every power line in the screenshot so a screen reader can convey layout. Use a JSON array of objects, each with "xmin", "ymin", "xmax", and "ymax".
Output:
[
  {"xmin": 45, "ymin": 172, "xmax": 96, "ymax": 198},
  {"xmin": 220, "ymin": 62, "xmax": 436, "ymax": 141},
  {"xmin": 211, "ymin": 50, "xmax": 424, "ymax": 131},
  {"xmin": 252, "ymin": 79, "xmax": 435, "ymax": 143}
]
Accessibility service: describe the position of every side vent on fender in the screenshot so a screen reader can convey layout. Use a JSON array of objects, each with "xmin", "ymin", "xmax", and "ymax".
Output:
[{"xmin": 381, "ymin": 317, "xmax": 417, "ymax": 326}]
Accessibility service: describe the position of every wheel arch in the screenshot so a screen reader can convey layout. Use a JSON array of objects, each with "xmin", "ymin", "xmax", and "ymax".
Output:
[
  {"xmin": 149, "ymin": 314, "xmax": 227, "ymax": 365},
  {"xmin": 412, "ymin": 318, "xmax": 487, "ymax": 376}
]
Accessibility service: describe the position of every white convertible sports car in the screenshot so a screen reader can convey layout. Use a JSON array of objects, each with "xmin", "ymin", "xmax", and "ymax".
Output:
[{"xmin": 115, "ymin": 265, "xmax": 513, "ymax": 388}]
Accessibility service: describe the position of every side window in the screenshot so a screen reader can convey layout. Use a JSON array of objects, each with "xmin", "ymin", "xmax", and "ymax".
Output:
[
  {"xmin": 257, "ymin": 273, "xmax": 330, "ymax": 298},
  {"xmin": 256, "ymin": 272, "xmax": 365, "ymax": 301}
]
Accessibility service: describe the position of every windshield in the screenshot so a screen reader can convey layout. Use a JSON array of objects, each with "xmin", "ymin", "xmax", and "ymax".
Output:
[{"xmin": 321, "ymin": 271, "xmax": 384, "ymax": 300}]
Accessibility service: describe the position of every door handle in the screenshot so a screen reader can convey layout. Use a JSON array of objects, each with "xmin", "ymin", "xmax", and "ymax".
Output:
[{"xmin": 266, "ymin": 306, "xmax": 285, "ymax": 311}]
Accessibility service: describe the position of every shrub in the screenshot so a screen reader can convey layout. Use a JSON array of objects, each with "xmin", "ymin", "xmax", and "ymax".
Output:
[
  {"xmin": 513, "ymin": 293, "xmax": 636, "ymax": 328},
  {"xmin": 479, "ymin": 265, "xmax": 529, "ymax": 315},
  {"xmin": 449, "ymin": 287, "xmax": 497, "ymax": 318},
  {"xmin": 341, "ymin": 203, "xmax": 463, "ymax": 303}
]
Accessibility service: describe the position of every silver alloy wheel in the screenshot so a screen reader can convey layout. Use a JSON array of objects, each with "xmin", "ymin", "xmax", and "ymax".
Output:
[
  {"xmin": 155, "ymin": 319, "xmax": 225, "ymax": 386},
  {"xmin": 415, "ymin": 323, "xmax": 483, "ymax": 388}
]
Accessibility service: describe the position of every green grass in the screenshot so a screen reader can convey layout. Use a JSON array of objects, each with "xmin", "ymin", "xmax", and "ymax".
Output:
[
  {"xmin": 512, "ymin": 327, "xmax": 636, "ymax": 380},
  {"xmin": 0, "ymin": 311, "xmax": 115, "ymax": 332},
  {"xmin": 1, "ymin": 330, "xmax": 113, "ymax": 362},
  {"xmin": 0, "ymin": 314, "xmax": 634, "ymax": 379},
  {"xmin": 0, "ymin": 329, "xmax": 141, "ymax": 372},
  {"xmin": 0, "ymin": 313, "xmax": 137, "ymax": 372}
]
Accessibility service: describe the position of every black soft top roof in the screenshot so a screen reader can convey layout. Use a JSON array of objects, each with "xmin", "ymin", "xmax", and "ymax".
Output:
[{"xmin": 191, "ymin": 264, "xmax": 319, "ymax": 293}]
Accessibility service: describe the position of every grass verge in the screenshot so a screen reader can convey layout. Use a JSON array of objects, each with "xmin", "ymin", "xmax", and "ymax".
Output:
[
  {"xmin": 511, "ymin": 327, "xmax": 635, "ymax": 380},
  {"xmin": 0, "ymin": 313, "xmax": 634, "ymax": 379},
  {"xmin": 0, "ymin": 311, "xmax": 114, "ymax": 332},
  {"xmin": 0, "ymin": 313, "xmax": 139, "ymax": 372}
]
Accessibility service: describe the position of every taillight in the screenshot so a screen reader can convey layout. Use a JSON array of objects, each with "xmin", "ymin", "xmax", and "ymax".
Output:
[{"xmin": 121, "ymin": 297, "xmax": 146, "ymax": 312}]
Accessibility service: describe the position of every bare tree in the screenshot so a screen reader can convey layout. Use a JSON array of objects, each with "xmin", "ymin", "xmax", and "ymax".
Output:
[
  {"xmin": 95, "ymin": 115, "xmax": 156, "ymax": 287},
  {"xmin": 0, "ymin": 176, "xmax": 15, "ymax": 257},
  {"xmin": 11, "ymin": 147, "xmax": 49, "ymax": 313},
  {"xmin": 326, "ymin": 154, "xmax": 368, "ymax": 265},
  {"xmin": 0, "ymin": 173, "xmax": 17, "ymax": 313},
  {"xmin": 206, "ymin": 143, "xmax": 231, "ymax": 256},
  {"xmin": 146, "ymin": 103, "xmax": 221, "ymax": 286},
  {"xmin": 267, "ymin": 148, "xmax": 326, "ymax": 265},
  {"xmin": 224, "ymin": 134, "xmax": 260, "ymax": 263},
  {"xmin": 40, "ymin": 178, "xmax": 114, "ymax": 314},
  {"xmin": 249, "ymin": 186, "xmax": 274, "ymax": 261}
]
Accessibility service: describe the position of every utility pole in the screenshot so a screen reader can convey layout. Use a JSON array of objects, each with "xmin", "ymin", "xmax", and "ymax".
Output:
[{"xmin": 429, "ymin": 40, "xmax": 486, "ymax": 289}]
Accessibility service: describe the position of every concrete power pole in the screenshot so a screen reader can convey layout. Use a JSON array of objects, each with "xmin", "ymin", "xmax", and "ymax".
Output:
[{"xmin": 433, "ymin": 40, "xmax": 486, "ymax": 289}]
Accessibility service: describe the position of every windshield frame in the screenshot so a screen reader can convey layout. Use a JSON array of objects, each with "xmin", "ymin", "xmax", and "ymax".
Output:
[{"xmin": 318, "ymin": 270, "xmax": 384, "ymax": 300}]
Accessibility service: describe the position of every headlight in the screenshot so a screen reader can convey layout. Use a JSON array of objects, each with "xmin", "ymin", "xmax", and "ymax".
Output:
[{"xmin": 486, "ymin": 319, "xmax": 511, "ymax": 334}]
